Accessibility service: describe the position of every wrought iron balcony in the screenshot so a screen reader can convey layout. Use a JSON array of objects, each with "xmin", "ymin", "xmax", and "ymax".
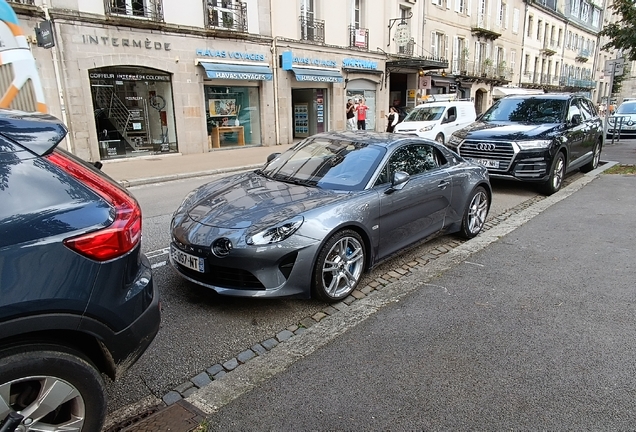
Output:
[
  {"xmin": 7, "ymin": 0, "xmax": 35, "ymax": 4},
  {"xmin": 397, "ymin": 38, "xmax": 415, "ymax": 56},
  {"xmin": 349, "ymin": 25, "xmax": 368, "ymax": 50},
  {"xmin": 560, "ymin": 76, "xmax": 595, "ymax": 88},
  {"xmin": 541, "ymin": 39, "xmax": 557, "ymax": 56},
  {"xmin": 205, "ymin": 1, "xmax": 247, "ymax": 32},
  {"xmin": 105, "ymin": 0, "xmax": 164, "ymax": 21},
  {"xmin": 471, "ymin": 16, "xmax": 501, "ymax": 40},
  {"xmin": 456, "ymin": 60, "xmax": 511, "ymax": 81},
  {"xmin": 300, "ymin": 16, "xmax": 325, "ymax": 43},
  {"xmin": 576, "ymin": 48, "xmax": 591, "ymax": 63}
]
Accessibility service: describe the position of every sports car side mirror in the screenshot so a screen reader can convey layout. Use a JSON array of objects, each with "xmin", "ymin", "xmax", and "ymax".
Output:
[
  {"xmin": 386, "ymin": 171, "xmax": 410, "ymax": 193},
  {"xmin": 267, "ymin": 153, "xmax": 280, "ymax": 163}
]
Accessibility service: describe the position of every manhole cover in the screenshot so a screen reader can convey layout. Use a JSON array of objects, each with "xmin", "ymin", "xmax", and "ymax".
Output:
[{"xmin": 121, "ymin": 401, "xmax": 204, "ymax": 432}]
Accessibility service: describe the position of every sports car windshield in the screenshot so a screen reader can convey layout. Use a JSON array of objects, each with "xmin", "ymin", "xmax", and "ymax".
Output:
[
  {"xmin": 260, "ymin": 137, "xmax": 386, "ymax": 191},
  {"xmin": 481, "ymin": 98, "xmax": 567, "ymax": 123},
  {"xmin": 403, "ymin": 106, "xmax": 444, "ymax": 122}
]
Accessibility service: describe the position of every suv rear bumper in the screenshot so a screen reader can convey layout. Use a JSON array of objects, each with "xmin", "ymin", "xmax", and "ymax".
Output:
[{"xmin": 80, "ymin": 254, "xmax": 161, "ymax": 379}]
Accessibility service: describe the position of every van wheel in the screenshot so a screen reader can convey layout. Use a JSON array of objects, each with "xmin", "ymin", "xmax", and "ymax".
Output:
[{"xmin": 435, "ymin": 134, "xmax": 445, "ymax": 145}]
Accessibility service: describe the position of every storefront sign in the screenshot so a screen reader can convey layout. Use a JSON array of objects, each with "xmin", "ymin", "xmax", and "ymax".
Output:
[
  {"xmin": 342, "ymin": 58, "xmax": 378, "ymax": 70},
  {"xmin": 280, "ymin": 51, "xmax": 337, "ymax": 70},
  {"xmin": 196, "ymin": 48, "xmax": 266, "ymax": 62},
  {"xmin": 89, "ymin": 72, "xmax": 170, "ymax": 82},
  {"xmin": 295, "ymin": 74, "xmax": 341, "ymax": 83},
  {"xmin": 82, "ymin": 35, "xmax": 171, "ymax": 51}
]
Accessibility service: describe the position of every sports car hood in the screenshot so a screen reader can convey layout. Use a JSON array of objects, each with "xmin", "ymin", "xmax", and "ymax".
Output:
[
  {"xmin": 454, "ymin": 121, "xmax": 562, "ymax": 141},
  {"xmin": 175, "ymin": 171, "xmax": 345, "ymax": 230}
]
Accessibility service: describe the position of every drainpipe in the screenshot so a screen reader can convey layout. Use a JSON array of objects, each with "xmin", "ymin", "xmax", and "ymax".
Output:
[
  {"xmin": 271, "ymin": 36, "xmax": 280, "ymax": 145},
  {"xmin": 518, "ymin": 1, "xmax": 529, "ymax": 87},
  {"xmin": 42, "ymin": 0, "xmax": 72, "ymax": 153}
]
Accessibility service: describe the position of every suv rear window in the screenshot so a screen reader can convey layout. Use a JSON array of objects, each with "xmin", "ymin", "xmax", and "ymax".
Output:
[{"xmin": 482, "ymin": 98, "xmax": 567, "ymax": 123}]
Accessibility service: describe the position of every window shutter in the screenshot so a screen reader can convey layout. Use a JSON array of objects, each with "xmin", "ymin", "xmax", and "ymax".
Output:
[
  {"xmin": 431, "ymin": 32, "xmax": 437, "ymax": 57},
  {"xmin": 445, "ymin": 35, "xmax": 449, "ymax": 61},
  {"xmin": 496, "ymin": 0, "xmax": 501, "ymax": 25},
  {"xmin": 452, "ymin": 36, "xmax": 459, "ymax": 73},
  {"xmin": 505, "ymin": 3, "xmax": 509, "ymax": 28},
  {"xmin": 455, "ymin": 0, "xmax": 461, "ymax": 12},
  {"xmin": 512, "ymin": 8, "xmax": 519, "ymax": 33},
  {"xmin": 466, "ymin": 0, "xmax": 471, "ymax": 15}
]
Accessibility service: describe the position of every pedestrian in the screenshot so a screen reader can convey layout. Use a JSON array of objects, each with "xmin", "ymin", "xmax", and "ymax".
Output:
[
  {"xmin": 386, "ymin": 107, "xmax": 399, "ymax": 133},
  {"xmin": 355, "ymin": 98, "xmax": 369, "ymax": 130},
  {"xmin": 346, "ymin": 99, "xmax": 356, "ymax": 130}
]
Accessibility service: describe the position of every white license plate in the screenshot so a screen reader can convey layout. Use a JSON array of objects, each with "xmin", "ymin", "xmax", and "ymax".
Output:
[
  {"xmin": 171, "ymin": 245, "xmax": 205, "ymax": 273},
  {"xmin": 472, "ymin": 158, "xmax": 499, "ymax": 169}
]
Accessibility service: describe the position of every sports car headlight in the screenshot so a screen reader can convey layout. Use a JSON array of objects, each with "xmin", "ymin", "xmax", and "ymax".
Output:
[
  {"xmin": 516, "ymin": 140, "xmax": 552, "ymax": 150},
  {"xmin": 246, "ymin": 216, "xmax": 304, "ymax": 245},
  {"xmin": 419, "ymin": 125, "xmax": 434, "ymax": 132}
]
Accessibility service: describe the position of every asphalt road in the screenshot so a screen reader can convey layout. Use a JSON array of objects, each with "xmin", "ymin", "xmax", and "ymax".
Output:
[{"xmin": 103, "ymin": 170, "xmax": 581, "ymax": 422}]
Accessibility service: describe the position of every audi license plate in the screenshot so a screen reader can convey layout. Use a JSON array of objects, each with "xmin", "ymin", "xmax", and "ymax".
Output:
[
  {"xmin": 171, "ymin": 245, "xmax": 205, "ymax": 273},
  {"xmin": 472, "ymin": 158, "xmax": 499, "ymax": 169}
]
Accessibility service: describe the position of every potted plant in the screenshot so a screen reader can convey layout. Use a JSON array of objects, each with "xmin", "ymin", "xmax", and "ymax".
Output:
[
  {"xmin": 497, "ymin": 60, "xmax": 507, "ymax": 79},
  {"xmin": 460, "ymin": 47, "xmax": 470, "ymax": 74},
  {"xmin": 482, "ymin": 58, "xmax": 493, "ymax": 77}
]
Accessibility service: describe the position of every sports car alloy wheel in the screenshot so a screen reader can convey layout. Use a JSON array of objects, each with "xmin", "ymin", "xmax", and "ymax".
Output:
[
  {"xmin": 541, "ymin": 152, "xmax": 565, "ymax": 195},
  {"xmin": 313, "ymin": 230, "xmax": 365, "ymax": 302},
  {"xmin": 460, "ymin": 186, "xmax": 489, "ymax": 238}
]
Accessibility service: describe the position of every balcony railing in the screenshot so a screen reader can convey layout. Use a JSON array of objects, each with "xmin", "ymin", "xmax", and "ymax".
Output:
[
  {"xmin": 349, "ymin": 25, "xmax": 369, "ymax": 50},
  {"xmin": 560, "ymin": 76, "xmax": 595, "ymax": 88},
  {"xmin": 105, "ymin": 0, "xmax": 164, "ymax": 21},
  {"xmin": 7, "ymin": 0, "xmax": 35, "ymax": 4},
  {"xmin": 205, "ymin": 1, "xmax": 247, "ymax": 32},
  {"xmin": 300, "ymin": 16, "xmax": 325, "ymax": 43},
  {"xmin": 455, "ymin": 60, "xmax": 512, "ymax": 80},
  {"xmin": 471, "ymin": 15, "xmax": 501, "ymax": 40},
  {"xmin": 398, "ymin": 38, "xmax": 415, "ymax": 56},
  {"xmin": 541, "ymin": 39, "xmax": 557, "ymax": 55}
]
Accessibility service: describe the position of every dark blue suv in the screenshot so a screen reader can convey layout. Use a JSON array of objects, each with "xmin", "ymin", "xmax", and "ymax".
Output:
[{"xmin": 0, "ymin": 110, "xmax": 160, "ymax": 431}]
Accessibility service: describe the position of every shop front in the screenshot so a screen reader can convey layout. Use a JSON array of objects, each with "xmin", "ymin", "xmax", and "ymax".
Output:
[
  {"xmin": 342, "ymin": 58, "xmax": 384, "ymax": 131},
  {"xmin": 197, "ymin": 48, "xmax": 272, "ymax": 148},
  {"xmin": 90, "ymin": 67, "xmax": 177, "ymax": 159},
  {"xmin": 280, "ymin": 50, "xmax": 342, "ymax": 139}
]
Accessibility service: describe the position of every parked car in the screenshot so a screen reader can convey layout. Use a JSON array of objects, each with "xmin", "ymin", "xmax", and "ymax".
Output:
[
  {"xmin": 607, "ymin": 100, "xmax": 636, "ymax": 139},
  {"xmin": 0, "ymin": 110, "xmax": 161, "ymax": 431},
  {"xmin": 394, "ymin": 98, "xmax": 477, "ymax": 144},
  {"xmin": 445, "ymin": 93, "xmax": 603, "ymax": 195},
  {"xmin": 170, "ymin": 131, "xmax": 491, "ymax": 302},
  {"xmin": 395, "ymin": 106, "xmax": 412, "ymax": 123}
]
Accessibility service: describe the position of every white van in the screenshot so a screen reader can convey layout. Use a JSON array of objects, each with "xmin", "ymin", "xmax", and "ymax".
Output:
[{"xmin": 393, "ymin": 97, "xmax": 476, "ymax": 144}]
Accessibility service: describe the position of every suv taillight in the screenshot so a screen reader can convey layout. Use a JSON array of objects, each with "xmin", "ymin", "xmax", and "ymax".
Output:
[{"xmin": 47, "ymin": 151, "xmax": 142, "ymax": 261}]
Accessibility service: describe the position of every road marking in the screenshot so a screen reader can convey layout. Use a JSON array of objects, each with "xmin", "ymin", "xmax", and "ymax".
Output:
[
  {"xmin": 152, "ymin": 261, "xmax": 167, "ymax": 269},
  {"xmin": 147, "ymin": 247, "xmax": 170, "ymax": 259}
]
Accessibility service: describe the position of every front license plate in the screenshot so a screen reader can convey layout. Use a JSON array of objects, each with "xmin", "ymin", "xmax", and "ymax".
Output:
[
  {"xmin": 472, "ymin": 158, "xmax": 499, "ymax": 169},
  {"xmin": 171, "ymin": 245, "xmax": 205, "ymax": 273}
]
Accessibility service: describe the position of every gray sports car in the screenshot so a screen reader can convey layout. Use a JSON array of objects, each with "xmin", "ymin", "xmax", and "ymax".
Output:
[{"xmin": 170, "ymin": 131, "xmax": 491, "ymax": 302}]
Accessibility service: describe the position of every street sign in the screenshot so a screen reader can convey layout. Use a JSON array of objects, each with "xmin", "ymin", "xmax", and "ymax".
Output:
[
  {"xmin": 604, "ymin": 58, "xmax": 624, "ymax": 77},
  {"xmin": 394, "ymin": 23, "xmax": 410, "ymax": 47}
]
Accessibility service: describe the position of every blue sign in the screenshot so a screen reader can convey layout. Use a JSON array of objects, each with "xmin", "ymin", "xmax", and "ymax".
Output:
[
  {"xmin": 342, "ymin": 58, "xmax": 378, "ymax": 70},
  {"xmin": 196, "ymin": 48, "xmax": 266, "ymax": 62},
  {"xmin": 280, "ymin": 50, "xmax": 338, "ymax": 70}
]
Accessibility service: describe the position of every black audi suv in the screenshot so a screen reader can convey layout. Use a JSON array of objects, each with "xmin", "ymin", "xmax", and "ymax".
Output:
[
  {"xmin": 0, "ymin": 110, "xmax": 160, "ymax": 430},
  {"xmin": 445, "ymin": 93, "xmax": 603, "ymax": 194}
]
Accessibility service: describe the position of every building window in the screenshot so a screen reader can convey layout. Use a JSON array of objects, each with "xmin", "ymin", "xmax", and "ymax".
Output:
[
  {"xmin": 431, "ymin": 32, "xmax": 447, "ymax": 60},
  {"xmin": 510, "ymin": 49, "xmax": 516, "ymax": 74},
  {"xmin": 205, "ymin": 86, "xmax": 262, "ymax": 147},
  {"xmin": 557, "ymin": 28, "xmax": 562, "ymax": 47},
  {"xmin": 592, "ymin": 8, "xmax": 600, "ymax": 27},
  {"xmin": 536, "ymin": 19, "xmax": 542, "ymax": 40},
  {"xmin": 352, "ymin": 0, "xmax": 361, "ymax": 28},
  {"xmin": 107, "ymin": 0, "xmax": 163, "ymax": 20},
  {"xmin": 527, "ymin": 15, "xmax": 533, "ymax": 38},
  {"xmin": 205, "ymin": 0, "xmax": 247, "ymax": 31},
  {"xmin": 571, "ymin": 0, "xmax": 580, "ymax": 17},
  {"xmin": 512, "ymin": 8, "xmax": 519, "ymax": 33},
  {"xmin": 581, "ymin": 1, "xmax": 590, "ymax": 21}
]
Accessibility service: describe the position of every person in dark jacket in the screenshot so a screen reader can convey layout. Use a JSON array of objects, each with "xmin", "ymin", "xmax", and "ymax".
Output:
[{"xmin": 386, "ymin": 107, "xmax": 399, "ymax": 132}]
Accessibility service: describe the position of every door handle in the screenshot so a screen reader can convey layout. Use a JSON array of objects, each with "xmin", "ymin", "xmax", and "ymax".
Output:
[{"xmin": 438, "ymin": 180, "xmax": 450, "ymax": 189}]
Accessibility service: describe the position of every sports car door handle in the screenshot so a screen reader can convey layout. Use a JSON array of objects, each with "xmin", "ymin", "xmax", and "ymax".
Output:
[{"xmin": 438, "ymin": 180, "xmax": 450, "ymax": 189}]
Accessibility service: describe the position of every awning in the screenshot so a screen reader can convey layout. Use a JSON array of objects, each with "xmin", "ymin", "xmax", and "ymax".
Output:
[
  {"xmin": 199, "ymin": 62, "xmax": 273, "ymax": 81},
  {"xmin": 492, "ymin": 87, "xmax": 544, "ymax": 97},
  {"xmin": 342, "ymin": 67, "xmax": 384, "ymax": 75},
  {"xmin": 290, "ymin": 67, "xmax": 344, "ymax": 83}
]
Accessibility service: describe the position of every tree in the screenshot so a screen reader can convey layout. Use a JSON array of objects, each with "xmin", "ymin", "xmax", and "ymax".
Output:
[{"xmin": 599, "ymin": 0, "xmax": 636, "ymax": 61}]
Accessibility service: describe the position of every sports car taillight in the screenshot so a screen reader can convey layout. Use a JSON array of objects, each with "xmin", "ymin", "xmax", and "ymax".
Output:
[{"xmin": 47, "ymin": 151, "xmax": 142, "ymax": 261}]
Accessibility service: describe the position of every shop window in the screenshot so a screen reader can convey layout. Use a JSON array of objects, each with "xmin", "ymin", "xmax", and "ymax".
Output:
[
  {"xmin": 90, "ymin": 66, "xmax": 177, "ymax": 160},
  {"xmin": 205, "ymin": 86, "xmax": 261, "ymax": 148}
]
